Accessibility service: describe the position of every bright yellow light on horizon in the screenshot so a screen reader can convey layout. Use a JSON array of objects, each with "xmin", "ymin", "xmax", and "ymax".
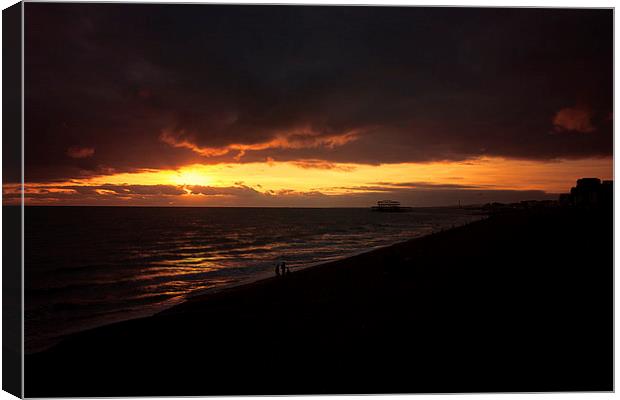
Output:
[
  {"xmin": 171, "ymin": 168, "xmax": 214, "ymax": 186},
  {"xmin": 15, "ymin": 156, "xmax": 613, "ymax": 201}
]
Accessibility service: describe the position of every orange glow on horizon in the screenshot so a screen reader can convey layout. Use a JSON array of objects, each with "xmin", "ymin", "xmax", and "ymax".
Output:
[
  {"xmin": 74, "ymin": 156, "xmax": 613, "ymax": 192},
  {"xmin": 5, "ymin": 156, "xmax": 613, "ymax": 206}
]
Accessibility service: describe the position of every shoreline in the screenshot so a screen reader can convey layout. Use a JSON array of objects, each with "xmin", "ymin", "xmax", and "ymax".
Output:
[
  {"xmin": 169, "ymin": 215, "xmax": 483, "ymax": 315},
  {"xmin": 26, "ymin": 213, "xmax": 483, "ymax": 354},
  {"xmin": 26, "ymin": 207, "xmax": 612, "ymax": 396}
]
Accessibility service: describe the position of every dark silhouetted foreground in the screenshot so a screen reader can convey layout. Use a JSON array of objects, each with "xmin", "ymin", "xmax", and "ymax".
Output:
[{"xmin": 26, "ymin": 207, "xmax": 612, "ymax": 396}]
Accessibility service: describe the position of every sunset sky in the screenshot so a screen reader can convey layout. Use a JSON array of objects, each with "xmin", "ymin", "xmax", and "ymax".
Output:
[{"xmin": 8, "ymin": 4, "xmax": 613, "ymax": 206}]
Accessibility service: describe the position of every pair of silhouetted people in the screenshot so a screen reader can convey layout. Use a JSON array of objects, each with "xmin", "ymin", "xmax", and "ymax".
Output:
[{"xmin": 275, "ymin": 261, "xmax": 290, "ymax": 277}]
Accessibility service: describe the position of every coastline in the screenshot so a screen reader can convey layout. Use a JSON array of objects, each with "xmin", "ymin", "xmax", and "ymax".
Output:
[
  {"xmin": 26, "ymin": 211, "xmax": 481, "ymax": 354},
  {"xmin": 168, "ymin": 215, "xmax": 482, "ymax": 316},
  {"xmin": 180, "ymin": 217, "xmax": 478, "ymax": 302},
  {"xmin": 26, "ymin": 207, "xmax": 612, "ymax": 396}
]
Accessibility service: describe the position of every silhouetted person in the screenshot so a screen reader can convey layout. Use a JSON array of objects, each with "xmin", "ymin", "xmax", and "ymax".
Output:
[
  {"xmin": 281, "ymin": 261, "xmax": 287, "ymax": 277},
  {"xmin": 275, "ymin": 261, "xmax": 281, "ymax": 277}
]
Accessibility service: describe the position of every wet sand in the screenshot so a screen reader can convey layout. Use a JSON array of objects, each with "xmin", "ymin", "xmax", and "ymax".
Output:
[{"xmin": 25, "ymin": 207, "xmax": 612, "ymax": 396}]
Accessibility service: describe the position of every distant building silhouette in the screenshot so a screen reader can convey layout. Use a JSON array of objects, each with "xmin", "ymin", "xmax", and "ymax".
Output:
[
  {"xmin": 601, "ymin": 180, "xmax": 613, "ymax": 205},
  {"xmin": 558, "ymin": 193, "xmax": 572, "ymax": 207},
  {"xmin": 560, "ymin": 178, "xmax": 612, "ymax": 209},
  {"xmin": 482, "ymin": 199, "xmax": 558, "ymax": 213}
]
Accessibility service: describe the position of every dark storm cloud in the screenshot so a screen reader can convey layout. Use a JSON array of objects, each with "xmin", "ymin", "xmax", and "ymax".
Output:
[
  {"xmin": 24, "ymin": 4, "xmax": 612, "ymax": 182},
  {"xmin": 66, "ymin": 146, "xmax": 95, "ymax": 159}
]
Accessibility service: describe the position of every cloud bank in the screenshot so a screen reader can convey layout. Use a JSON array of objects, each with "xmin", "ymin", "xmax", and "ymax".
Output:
[{"xmin": 20, "ymin": 5, "xmax": 612, "ymax": 184}]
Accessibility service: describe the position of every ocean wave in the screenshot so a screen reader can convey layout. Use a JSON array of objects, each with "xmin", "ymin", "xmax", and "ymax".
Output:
[{"xmin": 25, "ymin": 207, "xmax": 481, "ymax": 354}]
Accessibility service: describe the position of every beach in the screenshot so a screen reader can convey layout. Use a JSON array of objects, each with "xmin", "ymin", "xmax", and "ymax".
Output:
[
  {"xmin": 25, "ymin": 207, "xmax": 612, "ymax": 396},
  {"xmin": 24, "ymin": 206, "xmax": 479, "ymax": 354}
]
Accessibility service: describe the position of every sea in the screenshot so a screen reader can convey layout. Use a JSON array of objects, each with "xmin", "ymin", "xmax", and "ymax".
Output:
[{"xmin": 25, "ymin": 206, "xmax": 481, "ymax": 353}]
